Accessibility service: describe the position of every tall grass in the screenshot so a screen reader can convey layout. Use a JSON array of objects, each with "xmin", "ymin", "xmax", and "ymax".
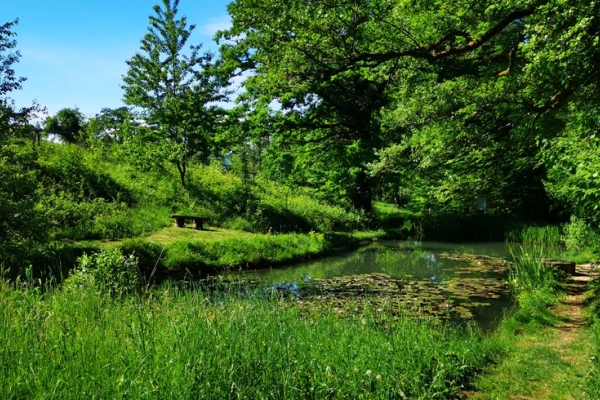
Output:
[
  {"xmin": 0, "ymin": 280, "xmax": 499, "ymax": 399},
  {"xmin": 505, "ymin": 225, "xmax": 563, "ymax": 247},
  {"xmin": 507, "ymin": 246, "xmax": 561, "ymax": 294}
]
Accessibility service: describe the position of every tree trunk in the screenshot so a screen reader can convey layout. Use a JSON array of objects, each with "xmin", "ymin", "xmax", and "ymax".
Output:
[
  {"xmin": 176, "ymin": 161, "xmax": 187, "ymax": 188},
  {"xmin": 350, "ymin": 170, "xmax": 373, "ymax": 213}
]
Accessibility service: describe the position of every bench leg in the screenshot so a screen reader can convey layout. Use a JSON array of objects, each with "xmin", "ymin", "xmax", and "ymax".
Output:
[
  {"xmin": 174, "ymin": 217, "xmax": 185, "ymax": 228},
  {"xmin": 193, "ymin": 219, "xmax": 204, "ymax": 230}
]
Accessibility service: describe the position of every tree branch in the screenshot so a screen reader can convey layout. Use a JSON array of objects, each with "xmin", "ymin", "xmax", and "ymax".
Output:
[
  {"xmin": 347, "ymin": 8, "xmax": 535, "ymax": 67},
  {"xmin": 498, "ymin": 34, "xmax": 524, "ymax": 77}
]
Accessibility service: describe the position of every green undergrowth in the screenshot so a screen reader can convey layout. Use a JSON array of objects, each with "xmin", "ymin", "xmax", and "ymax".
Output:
[
  {"xmin": 1, "ymin": 141, "xmax": 367, "ymax": 278},
  {"xmin": 505, "ymin": 224, "xmax": 563, "ymax": 247},
  {"xmin": 0, "ymin": 279, "xmax": 500, "ymax": 399}
]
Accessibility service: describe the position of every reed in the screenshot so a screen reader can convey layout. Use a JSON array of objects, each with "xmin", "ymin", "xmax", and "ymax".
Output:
[
  {"xmin": 505, "ymin": 225, "xmax": 563, "ymax": 247},
  {"xmin": 507, "ymin": 246, "xmax": 561, "ymax": 294}
]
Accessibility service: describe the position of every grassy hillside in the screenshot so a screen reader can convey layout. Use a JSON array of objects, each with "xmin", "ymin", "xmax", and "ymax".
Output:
[{"xmin": 0, "ymin": 141, "xmax": 369, "ymax": 278}]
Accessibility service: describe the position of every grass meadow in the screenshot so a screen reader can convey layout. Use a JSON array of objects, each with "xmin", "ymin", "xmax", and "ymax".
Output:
[{"xmin": 0, "ymin": 278, "xmax": 498, "ymax": 399}]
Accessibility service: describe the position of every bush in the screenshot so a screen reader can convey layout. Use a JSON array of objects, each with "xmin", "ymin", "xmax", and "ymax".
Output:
[
  {"xmin": 563, "ymin": 215, "xmax": 600, "ymax": 253},
  {"xmin": 64, "ymin": 249, "xmax": 141, "ymax": 297}
]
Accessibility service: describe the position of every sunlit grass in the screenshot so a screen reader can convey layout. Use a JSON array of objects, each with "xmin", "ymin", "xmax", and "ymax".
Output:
[{"xmin": 0, "ymin": 279, "xmax": 498, "ymax": 399}]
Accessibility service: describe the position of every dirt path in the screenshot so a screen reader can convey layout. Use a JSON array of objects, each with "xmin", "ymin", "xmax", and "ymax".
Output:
[{"xmin": 466, "ymin": 264, "xmax": 599, "ymax": 399}]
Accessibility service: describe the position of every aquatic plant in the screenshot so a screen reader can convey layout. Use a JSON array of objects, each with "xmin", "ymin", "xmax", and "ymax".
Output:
[{"xmin": 507, "ymin": 246, "xmax": 560, "ymax": 294}]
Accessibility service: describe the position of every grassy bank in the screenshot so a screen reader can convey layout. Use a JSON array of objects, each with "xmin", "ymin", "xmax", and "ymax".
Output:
[
  {"xmin": 57, "ymin": 228, "xmax": 394, "ymax": 280},
  {"xmin": 506, "ymin": 219, "xmax": 600, "ymax": 264},
  {"xmin": 0, "ymin": 279, "xmax": 498, "ymax": 399},
  {"xmin": 467, "ymin": 250, "xmax": 597, "ymax": 398}
]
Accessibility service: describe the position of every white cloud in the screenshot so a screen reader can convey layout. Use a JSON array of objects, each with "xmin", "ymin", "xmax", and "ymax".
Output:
[{"xmin": 199, "ymin": 15, "xmax": 231, "ymax": 37}]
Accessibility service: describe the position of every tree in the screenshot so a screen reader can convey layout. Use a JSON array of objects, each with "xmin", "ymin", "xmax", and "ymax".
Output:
[
  {"xmin": 79, "ymin": 107, "xmax": 137, "ymax": 147},
  {"xmin": 0, "ymin": 20, "xmax": 46, "ymax": 272},
  {"xmin": 370, "ymin": 0, "xmax": 600, "ymax": 217},
  {"xmin": 1, "ymin": 18, "xmax": 41, "ymax": 142},
  {"xmin": 122, "ymin": 0, "xmax": 227, "ymax": 187},
  {"xmin": 218, "ymin": 0, "xmax": 533, "ymax": 212},
  {"xmin": 220, "ymin": 0, "xmax": 600, "ymax": 216},
  {"xmin": 0, "ymin": 19, "xmax": 26, "ymax": 97},
  {"xmin": 220, "ymin": 0, "xmax": 405, "ymax": 212},
  {"xmin": 43, "ymin": 107, "xmax": 85, "ymax": 143}
]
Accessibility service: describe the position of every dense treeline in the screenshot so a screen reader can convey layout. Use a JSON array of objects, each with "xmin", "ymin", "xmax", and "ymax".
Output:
[{"xmin": 2, "ymin": 0, "xmax": 600, "ymax": 274}]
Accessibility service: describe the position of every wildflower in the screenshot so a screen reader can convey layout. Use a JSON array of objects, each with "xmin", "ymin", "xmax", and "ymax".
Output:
[{"xmin": 366, "ymin": 370, "xmax": 372, "ymax": 376}]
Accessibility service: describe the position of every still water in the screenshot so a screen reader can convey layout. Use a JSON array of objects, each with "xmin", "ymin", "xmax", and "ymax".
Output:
[
  {"xmin": 228, "ymin": 241, "xmax": 515, "ymax": 333},
  {"xmin": 231, "ymin": 241, "xmax": 512, "ymax": 282}
]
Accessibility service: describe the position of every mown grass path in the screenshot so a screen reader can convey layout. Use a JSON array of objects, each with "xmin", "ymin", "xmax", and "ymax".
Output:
[{"xmin": 466, "ymin": 264, "xmax": 599, "ymax": 399}]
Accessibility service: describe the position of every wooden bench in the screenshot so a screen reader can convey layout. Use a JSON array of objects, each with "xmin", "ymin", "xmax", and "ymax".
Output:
[{"xmin": 169, "ymin": 215, "xmax": 210, "ymax": 230}]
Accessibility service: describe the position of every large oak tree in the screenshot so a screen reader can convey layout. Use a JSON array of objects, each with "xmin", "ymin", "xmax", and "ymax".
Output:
[{"xmin": 219, "ymin": 0, "xmax": 599, "ymax": 216}]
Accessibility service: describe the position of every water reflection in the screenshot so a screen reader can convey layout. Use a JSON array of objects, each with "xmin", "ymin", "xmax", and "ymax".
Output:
[
  {"xmin": 231, "ymin": 241, "xmax": 512, "ymax": 284},
  {"xmin": 228, "ymin": 241, "xmax": 514, "ymax": 333}
]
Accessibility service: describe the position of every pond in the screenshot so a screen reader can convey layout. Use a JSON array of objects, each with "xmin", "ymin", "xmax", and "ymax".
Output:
[{"xmin": 224, "ymin": 241, "xmax": 515, "ymax": 333}]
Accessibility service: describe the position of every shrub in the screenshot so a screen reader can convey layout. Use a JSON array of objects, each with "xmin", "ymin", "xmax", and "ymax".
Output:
[
  {"xmin": 65, "ymin": 249, "xmax": 141, "ymax": 297},
  {"xmin": 563, "ymin": 215, "xmax": 599, "ymax": 253}
]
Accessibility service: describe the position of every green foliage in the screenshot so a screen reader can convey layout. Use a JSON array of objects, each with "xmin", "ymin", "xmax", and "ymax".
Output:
[
  {"xmin": 33, "ymin": 145, "xmax": 140, "ymax": 240},
  {"xmin": 64, "ymin": 249, "xmax": 141, "ymax": 297},
  {"xmin": 163, "ymin": 231, "xmax": 330, "ymax": 271},
  {"xmin": 0, "ymin": 280, "xmax": 498, "ymax": 399},
  {"xmin": 0, "ymin": 19, "xmax": 26, "ymax": 97},
  {"xmin": 563, "ymin": 215, "xmax": 600, "ymax": 253},
  {"xmin": 505, "ymin": 225, "xmax": 563, "ymax": 247},
  {"xmin": 589, "ymin": 322, "xmax": 600, "ymax": 397},
  {"xmin": 220, "ymin": 0, "xmax": 408, "ymax": 212},
  {"xmin": 43, "ymin": 108, "xmax": 85, "ymax": 143},
  {"xmin": 246, "ymin": 179, "xmax": 362, "ymax": 233},
  {"xmin": 539, "ymin": 97, "xmax": 600, "ymax": 224},
  {"xmin": 122, "ymin": 0, "xmax": 226, "ymax": 187},
  {"xmin": 0, "ymin": 141, "xmax": 45, "ymax": 270},
  {"xmin": 218, "ymin": 0, "xmax": 600, "ymax": 217}
]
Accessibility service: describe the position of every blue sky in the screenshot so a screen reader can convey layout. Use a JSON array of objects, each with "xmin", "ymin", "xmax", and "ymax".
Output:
[{"xmin": 4, "ymin": 0, "xmax": 232, "ymax": 117}]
